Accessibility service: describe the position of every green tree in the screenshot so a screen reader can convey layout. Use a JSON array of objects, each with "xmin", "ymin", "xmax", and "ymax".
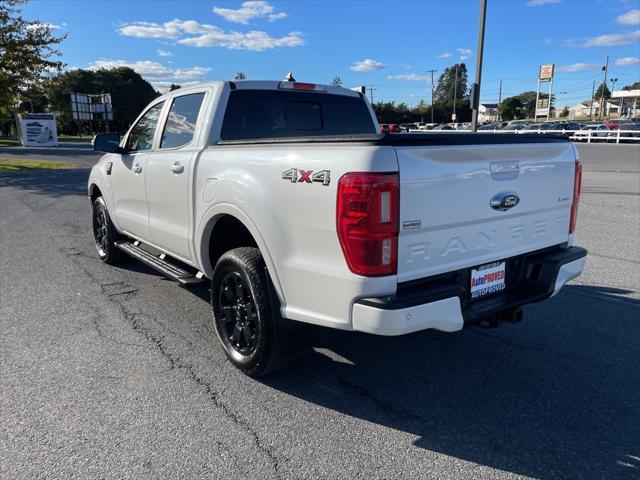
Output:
[
  {"xmin": 331, "ymin": 76, "xmax": 342, "ymax": 86},
  {"xmin": 45, "ymin": 67, "xmax": 158, "ymax": 134},
  {"xmin": 499, "ymin": 97, "xmax": 525, "ymax": 121},
  {"xmin": 169, "ymin": 83, "xmax": 181, "ymax": 91},
  {"xmin": 560, "ymin": 106, "xmax": 569, "ymax": 118},
  {"xmin": 0, "ymin": 0, "xmax": 66, "ymax": 133},
  {"xmin": 433, "ymin": 63, "xmax": 468, "ymax": 105},
  {"xmin": 414, "ymin": 99, "xmax": 429, "ymax": 121},
  {"xmin": 593, "ymin": 82, "xmax": 611, "ymax": 100},
  {"xmin": 622, "ymin": 81, "xmax": 640, "ymax": 91},
  {"xmin": 234, "ymin": 72, "xmax": 246, "ymax": 80}
]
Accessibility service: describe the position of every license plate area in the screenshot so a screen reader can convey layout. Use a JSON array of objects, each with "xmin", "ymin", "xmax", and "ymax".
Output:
[{"xmin": 470, "ymin": 261, "xmax": 506, "ymax": 300}]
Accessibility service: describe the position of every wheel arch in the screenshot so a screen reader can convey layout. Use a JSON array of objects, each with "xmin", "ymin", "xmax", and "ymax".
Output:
[{"xmin": 198, "ymin": 204, "xmax": 286, "ymax": 307}]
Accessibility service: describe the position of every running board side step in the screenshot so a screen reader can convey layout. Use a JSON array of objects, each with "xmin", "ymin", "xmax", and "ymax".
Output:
[{"xmin": 114, "ymin": 241, "xmax": 205, "ymax": 285}]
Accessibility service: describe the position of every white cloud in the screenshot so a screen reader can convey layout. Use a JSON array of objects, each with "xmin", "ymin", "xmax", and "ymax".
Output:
[
  {"xmin": 568, "ymin": 29, "xmax": 640, "ymax": 47},
  {"xmin": 616, "ymin": 9, "xmax": 640, "ymax": 25},
  {"xmin": 26, "ymin": 22, "xmax": 65, "ymax": 31},
  {"xmin": 616, "ymin": 56, "xmax": 640, "ymax": 66},
  {"xmin": 350, "ymin": 59, "xmax": 386, "ymax": 72},
  {"xmin": 437, "ymin": 52, "xmax": 452, "ymax": 59},
  {"xmin": 387, "ymin": 73, "xmax": 430, "ymax": 81},
  {"xmin": 526, "ymin": 0, "xmax": 560, "ymax": 6},
  {"xmin": 457, "ymin": 48, "xmax": 472, "ymax": 60},
  {"xmin": 157, "ymin": 49, "xmax": 173, "ymax": 57},
  {"xmin": 118, "ymin": 19, "xmax": 304, "ymax": 51},
  {"xmin": 88, "ymin": 59, "xmax": 210, "ymax": 82},
  {"xmin": 556, "ymin": 63, "xmax": 601, "ymax": 72},
  {"xmin": 213, "ymin": 1, "xmax": 287, "ymax": 24}
]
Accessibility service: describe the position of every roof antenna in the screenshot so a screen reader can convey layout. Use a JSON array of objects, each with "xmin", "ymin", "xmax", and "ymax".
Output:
[{"xmin": 283, "ymin": 72, "xmax": 296, "ymax": 82}]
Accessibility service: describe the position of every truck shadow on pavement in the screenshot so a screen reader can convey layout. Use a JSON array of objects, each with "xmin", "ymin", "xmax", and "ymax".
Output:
[{"xmin": 261, "ymin": 285, "xmax": 639, "ymax": 479}]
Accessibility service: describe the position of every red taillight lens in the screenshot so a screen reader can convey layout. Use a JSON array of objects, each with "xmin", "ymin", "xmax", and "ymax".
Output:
[
  {"xmin": 337, "ymin": 172, "xmax": 399, "ymax": 276},
  {"xmin": 569, "ymin": 159, "xmax": 582, "ymax": 234}
]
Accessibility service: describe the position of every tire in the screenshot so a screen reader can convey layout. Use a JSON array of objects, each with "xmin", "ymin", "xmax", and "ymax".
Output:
[
  {"xmin": 211, "ymin": 247, "xmax": 297, "ymax": 377},
  {"xmin": 92, "ymin": 196, "xmax": 123, "ymax": 265}
]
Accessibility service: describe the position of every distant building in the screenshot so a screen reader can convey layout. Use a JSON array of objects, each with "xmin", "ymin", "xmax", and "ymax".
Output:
[
  {"xmin": 478, "ymin": 103, "xmax": 499, "ymax": 123},
  {"xmin": 568, "ymin": 100, "xmax": 621, "ymax": 119}
]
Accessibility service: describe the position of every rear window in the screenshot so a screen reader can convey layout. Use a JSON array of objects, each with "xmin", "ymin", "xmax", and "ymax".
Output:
[{"xmin": 219, "ymin": 89, "xmax": 376, "ymax": 141}]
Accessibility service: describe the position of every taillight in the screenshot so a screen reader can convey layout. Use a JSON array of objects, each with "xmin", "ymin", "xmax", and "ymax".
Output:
[
  {"xmin": 569, "ymin": 159, "xmax": 582, "ymax": 233},
  {"xmin": 337, "ymin": 172, "xmax": 399, "ymax": 276}
]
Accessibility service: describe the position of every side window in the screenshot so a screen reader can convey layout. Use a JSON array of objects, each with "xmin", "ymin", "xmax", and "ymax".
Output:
[
  {"xmin": 125, "ymin": 102, "xmax": 164, "ymax": 152},
  {"xmin": 160, "ymin": 93, "xmax": 205, "ymax": 149}
]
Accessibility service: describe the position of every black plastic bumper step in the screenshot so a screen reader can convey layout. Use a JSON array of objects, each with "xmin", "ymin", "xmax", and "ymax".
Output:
[{"xmin": 115, "ymin": 241, "xmax": 205, "ymax": 285}]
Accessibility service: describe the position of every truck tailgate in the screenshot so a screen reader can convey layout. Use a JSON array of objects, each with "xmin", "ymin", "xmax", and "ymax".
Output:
[{"xmin": 395, "ymin": 141, "xmax": 576, "ymax": 283}]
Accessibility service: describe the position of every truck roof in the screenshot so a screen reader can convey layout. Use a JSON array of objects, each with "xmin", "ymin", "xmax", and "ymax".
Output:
[{"xmin": 157, "ymin": 80, "xmax": 363, "ymax": 100}]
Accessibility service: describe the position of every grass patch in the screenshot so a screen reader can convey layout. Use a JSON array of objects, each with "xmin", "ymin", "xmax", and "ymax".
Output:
[
  {"xmin": 58, "ymin": 135, "xmax": 93, "ymax": 143},
  {"xmin": 0, "ymin": 138, "xmax": 20, "ymax": 147},
  {"xmin": 0, "ymin": 158, "xmax": 76, "ymax": 172}
]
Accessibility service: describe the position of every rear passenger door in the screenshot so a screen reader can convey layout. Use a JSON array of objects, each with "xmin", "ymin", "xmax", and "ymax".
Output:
[{"xmin": 145, "ymin": 91, "xmax": 207, "ymax": 260}]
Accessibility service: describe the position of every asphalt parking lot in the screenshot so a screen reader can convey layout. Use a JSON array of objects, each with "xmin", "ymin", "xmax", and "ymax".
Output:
[{"xmin": 1, "ymin": 142, "xmax": 639, "ymax": 479}]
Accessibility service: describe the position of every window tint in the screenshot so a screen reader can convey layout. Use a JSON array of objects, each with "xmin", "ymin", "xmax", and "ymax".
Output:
[
  {"xmin": 161, "ymin": 93, "xmax": 205, "ymax": 149},
  {"xmin": 125, "ymin": 102, "xmax": 164, "ymax": 152},
  {"xmin": 220, "ymin": 90, "xmax": 376, "ymax": 141}
]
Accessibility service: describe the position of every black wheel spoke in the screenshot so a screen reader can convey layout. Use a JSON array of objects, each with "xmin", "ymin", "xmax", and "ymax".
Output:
[
  {"xmin": 221, "ymin": 305, "xmax": 235, "ymax": 323},
  {"xmin": 223, "ymin": 283, "xmax": 236, "ymax": 303},
  {"xmin": 235, "ymin": 281, "xmax": 245, "ymax": 301},
  {"xmin": 232, "ymin": 323, "xmax": 242, "ymax": 345},
  {"xmin": 242, "ymin": 326, "xmax": 253, "ymax": 347}
]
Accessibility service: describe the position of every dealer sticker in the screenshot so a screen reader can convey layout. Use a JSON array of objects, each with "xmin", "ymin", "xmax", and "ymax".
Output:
[{"xmin": 470, "ymin": 262, "xmax": 506, "ymax": 300}]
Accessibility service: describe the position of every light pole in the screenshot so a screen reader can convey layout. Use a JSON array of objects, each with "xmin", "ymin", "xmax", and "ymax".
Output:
[
  {"xmin": 610, "ymin": 77, "xmax": 618, "ymax": 118},
  {"xmin": 470, "ymin": 0, "xmax": 488, "ymax": 131},
  {"xmin": 426, "ymin": 69, "xmax": 437, "ymax": 123},
  {"xmin": 598, "ymin": 55, "xmax": 609, "ymax": 120},
  {"xmin": 452, "ymin": 64, "xmax": 459, "ymax": 123}
]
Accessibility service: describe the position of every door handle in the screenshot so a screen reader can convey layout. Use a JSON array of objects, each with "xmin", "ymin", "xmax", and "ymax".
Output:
[
  {"xmin": 171, "ymin": 162, "xmax": 184, "ymax": 174},
  {"xmin": 133, "ymin": 163, "xmax": 142, "ymax": 174}
]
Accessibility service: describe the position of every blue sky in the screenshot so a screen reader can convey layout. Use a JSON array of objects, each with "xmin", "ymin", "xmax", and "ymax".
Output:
[{"xmin": 25, "ymin": 0, "xmax": 640, "ymax": 107}]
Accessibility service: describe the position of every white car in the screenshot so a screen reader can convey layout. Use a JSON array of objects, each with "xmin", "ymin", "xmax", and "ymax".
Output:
[{"xmin": 89, "ymin": 80, "xmax": 587, "ymax": 376}]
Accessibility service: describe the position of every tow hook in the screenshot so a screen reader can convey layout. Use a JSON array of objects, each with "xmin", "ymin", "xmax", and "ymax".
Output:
[{"xmin": 478, "ymin": 308, "xmax": 524, "ymax": 328}]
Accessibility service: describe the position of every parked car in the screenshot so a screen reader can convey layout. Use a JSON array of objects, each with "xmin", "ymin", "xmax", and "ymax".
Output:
[
  {"xmin": 606, "ymin": 122, "xmax": 640, "ymax": 141},
  {"xmin": 387, "ymin": 123, "xmax": 401, "ymax": 133},
  {"xmin": 501, "ymin": 123, "xmax": 529, "ymax": 131},
  {"xmin": 478, "ymin": 123, "xmax": 501, "ymax": 130},
  {"xmin": 89, "ymin": 79, "xmax": 586, "ymax": 376},
  {"xmin": 399, "ymin": 123, "xmax": 418, "ymax": 132},
  {"xmin": 432, "ymin": 124, "xmax": 454, "ymax": 130},
  {"xmin": 572, "ymin": 124, "xmax": 610, "ymax": 141},
  {"xmin": 379, "ymin": 123, "xmax": 390, "ymax": 133}
]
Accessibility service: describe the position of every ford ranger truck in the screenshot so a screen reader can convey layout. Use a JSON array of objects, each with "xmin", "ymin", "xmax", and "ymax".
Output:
[{"xmin": 89, "ymin": 80, "xmax": 587, "ymax": 376}]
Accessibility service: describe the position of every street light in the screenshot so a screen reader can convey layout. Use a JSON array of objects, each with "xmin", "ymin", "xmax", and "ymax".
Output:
[{"xmin": 610, "ymin": 77, "xmax": 618, "ymax": 118}]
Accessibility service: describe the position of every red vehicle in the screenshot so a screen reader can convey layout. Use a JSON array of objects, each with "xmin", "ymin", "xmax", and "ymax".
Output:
[{"xmin": 380, "ymin": 123, "xmax": 400, "ymax": 133}]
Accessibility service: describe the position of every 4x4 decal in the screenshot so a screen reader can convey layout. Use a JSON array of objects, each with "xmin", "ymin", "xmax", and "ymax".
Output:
[{"xmin": 282, "ymin": 168, "xmax": 331, "ymax": 186}]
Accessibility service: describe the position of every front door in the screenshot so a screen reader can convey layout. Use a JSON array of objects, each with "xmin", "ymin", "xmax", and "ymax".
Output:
[
  {"xmin": 111, "ymin": 101, "xmax": 164, "ymax": 239},
  {"xmin": 146, "ymin": 92, "xmax": 206, "ymax": 260}
]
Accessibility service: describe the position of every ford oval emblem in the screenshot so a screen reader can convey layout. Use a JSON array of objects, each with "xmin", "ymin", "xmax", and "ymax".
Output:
[{"xmin": 490, "ymin": 192, "xmax": 520, "ymax": 211}]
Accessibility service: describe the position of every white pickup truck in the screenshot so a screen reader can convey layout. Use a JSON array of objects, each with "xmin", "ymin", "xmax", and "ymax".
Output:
[{"xmin": 89, "ymin": 79, "xmax": 587, "ymax": 376}]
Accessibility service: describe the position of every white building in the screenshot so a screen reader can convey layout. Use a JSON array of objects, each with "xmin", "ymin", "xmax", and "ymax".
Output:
[
  {"xmin": 568, "ymin": 100, "xmax": 621, "ymax": 119},
  {"xmin": 478, "ymin": 103, "xmax": 499, "ymax": 123}
]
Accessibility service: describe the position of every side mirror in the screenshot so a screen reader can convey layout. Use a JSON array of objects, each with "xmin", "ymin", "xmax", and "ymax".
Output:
[{"xmin": 93, "ymin": 133, "xmax": 123, "ymax": 153}]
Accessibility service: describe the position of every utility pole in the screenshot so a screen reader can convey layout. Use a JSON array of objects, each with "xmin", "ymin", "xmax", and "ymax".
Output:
[
  {"xmin": 368, "ymin": 84, "xmax": 377, "ymax": 105},
  {"xmin": 426, "ymin": 69, "xmax": 437, "ymax": 123},
  {"xmin": 598, "ymin": 55, "xmax": 609, "ymax": 120},
  {"xmin": 497, "ymin": 78, "xmax": 503, "ymax": 121},
  {"xmin": 470, "ymin": 0, "xmax": 488, "ymax": 131},
  {"xmin": 453, "ymin": 64, "xmax": 459, "ymax": 122},
  {"xmin": 589, "ymin": 78, "xmax": 595, "ymax": 121}
]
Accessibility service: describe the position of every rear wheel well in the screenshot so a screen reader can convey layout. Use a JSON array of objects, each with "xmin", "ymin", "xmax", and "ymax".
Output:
[{"xmin": 209, "ymin": 215, "xmax": 258, "ymax": 271}]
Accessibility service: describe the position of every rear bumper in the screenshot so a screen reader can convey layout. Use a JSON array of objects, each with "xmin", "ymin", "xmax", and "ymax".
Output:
[{"xmin": 352, "ymin": 246, "xmax": 587, "ymax": 336}]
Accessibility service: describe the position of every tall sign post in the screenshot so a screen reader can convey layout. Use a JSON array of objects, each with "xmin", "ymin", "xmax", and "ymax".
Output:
[{"xmin": 534, "ymin": 64, "xmax": 554, "ymax": 121}]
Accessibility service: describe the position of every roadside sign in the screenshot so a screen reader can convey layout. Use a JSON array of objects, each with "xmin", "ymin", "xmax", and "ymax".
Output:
[
  {"xmin": 17, "ymin": 113, "xmax": 58, "ymax": 147},
  {"xmin": 451, "ymin": 113, "xmax": 457, "ymax": 121},
  {"xmin": 539, "ymin": 64, "xmax": 554, "ymax": 82},
  {"xmin": 535, "ymin": 108, "xmax": 549, "ymax": 116}
]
